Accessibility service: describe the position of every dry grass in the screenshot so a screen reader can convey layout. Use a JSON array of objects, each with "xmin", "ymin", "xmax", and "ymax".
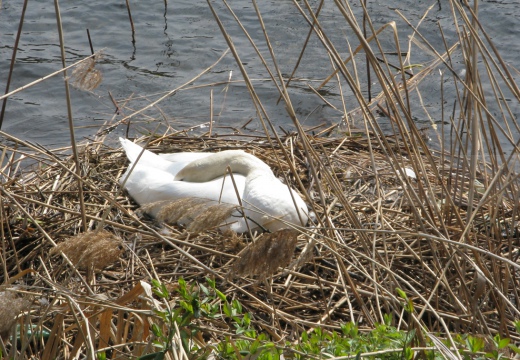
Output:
[
  {"xmin": 1, "ymin": 129, "xmax": 518, "ymax": 358},
  {"xmin": 50, "ymin": 230, "xmax": 123, "ymax": 271},
  {"xmin": 0, "ymin": 0, "xmax": 519, "ymax": 358},
  {"xmin": 0, "ymin": 290, "xmax": 31, "ymax": 338},
  {"xmin": 70, "ymin": 54, "xmax": 103, "ymax": 92},
  {"xmin": 230, "ymin": 229, "xmax": 300, "ymax": 279}
]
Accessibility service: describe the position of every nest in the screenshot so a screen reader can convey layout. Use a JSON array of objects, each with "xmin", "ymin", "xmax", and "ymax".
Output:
[{"xmin": 1, "ymin": 131, "xmax": 519, "ymax": 358}]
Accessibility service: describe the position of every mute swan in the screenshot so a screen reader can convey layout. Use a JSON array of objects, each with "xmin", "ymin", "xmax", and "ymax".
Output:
[{"xmin": 119, "ymin": 138, "xmax": 308, "ymax": 233}]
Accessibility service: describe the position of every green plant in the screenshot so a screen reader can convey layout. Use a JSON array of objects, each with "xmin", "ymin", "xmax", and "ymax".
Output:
[
  {"xmin": 293, "ymin": 321, "xmax": 417, "ymax": 359},
  {"xmin": 142, "ymin": 278, "xmax": 281, "ymax": 360},
  {"xmin": 486, "ymin": 334, "xmax": 510, "ymax": 360},
  {"xmin": 142, "ymin": 279, "xmax": 519, "ymax": 360},
  {"xmin": 142, "ymin": 278, "xmax": 210, "ymax": 359}
]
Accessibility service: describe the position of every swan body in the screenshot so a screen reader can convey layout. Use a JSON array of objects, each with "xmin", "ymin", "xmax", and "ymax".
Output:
[{"xmin": 119, "ymin": 138, "xmax": 308, "ymax": 232}]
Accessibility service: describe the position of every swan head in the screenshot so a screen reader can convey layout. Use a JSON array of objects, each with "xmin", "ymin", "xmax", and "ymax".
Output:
[{"xmin": 174, "ymin": 150, "xmax": 271, "ymax": 182}]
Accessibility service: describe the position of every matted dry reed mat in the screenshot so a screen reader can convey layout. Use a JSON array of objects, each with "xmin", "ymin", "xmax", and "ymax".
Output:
[{"xmin": 2, "ymin": 132, "xmax": 517, "ymax": 355}]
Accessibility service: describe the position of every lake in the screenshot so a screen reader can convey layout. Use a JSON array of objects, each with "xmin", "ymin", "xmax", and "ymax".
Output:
[{"xmin": 1, "ymin": 0, "xmax": 518, "ymax": 159}]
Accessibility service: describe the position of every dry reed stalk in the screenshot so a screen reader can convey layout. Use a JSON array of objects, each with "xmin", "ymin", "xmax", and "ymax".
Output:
[
  {"xmin": 0, "ymin": 0, "xmax": 29, "ymax": 129},
  {"xmin": 1, "ymin": 0, "xmax": 519, "ymax": 357},
  {"xmin": 1, "ymin": 128, "xmax": 519, "ymax": 358},
  {"xmin": 53, "ymin": 0, "xmax": 87, "ymax": 232}
]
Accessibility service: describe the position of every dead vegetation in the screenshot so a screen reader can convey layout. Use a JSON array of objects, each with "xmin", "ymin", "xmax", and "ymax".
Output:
[
  {"xmin": 0, "ymin": 128, "xmax": 518, "ymax": 358},
  {"xmin": 50, "ymin": 230, "xmax": 123, "ymax": 271},
  {"xmin": 1, "ymin": 0, "xmax": 520, "ymax": 358}
]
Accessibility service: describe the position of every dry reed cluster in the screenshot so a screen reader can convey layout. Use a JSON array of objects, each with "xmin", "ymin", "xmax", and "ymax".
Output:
[
  {"xmin": 0, "ymin": 290, "xmax": 31, "ymax": 338},
  {"xmin": 0, "ymin": 0, "xmax": 519, "ymax": 358},
  {"xmin": 70, "ymin": 54, "xmax": 103, "ymax": 92},
  {"xmin": 50, "ymin": 230, "xmax": 123, "ymax": 271},
  {"xmin": 1, "ymin": 130, "xmax": 518, "ymax": 358},
  {"xmin": 230, "ymin": 229, "xmax": 300, "ymax": 279}
]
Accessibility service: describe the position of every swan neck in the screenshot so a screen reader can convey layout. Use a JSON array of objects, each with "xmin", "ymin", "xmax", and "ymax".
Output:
[{"xmin": 174, "ymin": 150, "xmax": 271, "ymax": 182}]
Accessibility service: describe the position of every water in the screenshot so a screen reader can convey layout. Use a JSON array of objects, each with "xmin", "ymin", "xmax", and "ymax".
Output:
[{"xmin": 1, "ymin": 0, "xmax": 518, "ymax": 158}]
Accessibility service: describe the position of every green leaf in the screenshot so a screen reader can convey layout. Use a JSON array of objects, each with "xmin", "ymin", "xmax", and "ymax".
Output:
[
  {"xmin": 396, "ymin": 288, "xmax": 407, "ymax": 300},
  {"xmin": 383, "ymin": 314, "xmax": 392, "ymax": 326},
  {"xmin": 498, "ymin": 337, "xmax": 510, "ymax": 349},
  {"xmin": 250, "ymin": 338, "xmax": 261, "ymax": 353},
  {"xmin": 177, "ymin": 278, "xmax": 188, "ymax": 299},
  {"xmin": 206, "ymin": 277, "xmax": 216, "ymax": 289},
  {"xmin": 180, "ymin": 330, "xmax": 191, "ymax": 354},
  {"xmin": 152, "ymin": 340, "xmax": 164, "ymax": 349},
  {"xmin": 138, "ymin": 352, "xmax": 165, "ymax": 360},
  {"xmin": 485, "ymin": 350, "xmax": 499, "ymax": 360},
  {"xmin": 514, "ymin": 320, "xmax": 520, "ymax": 334},
  {"xmin": 403, "ymin": 329, "xmax": 415, "ymax": 346},
  {"xmin": 301, "ymin": 330, "xmax": 308, "ymax": 342},
  {"xmin": 151, "ymin": 279, "xmax": 167, "ymax": 298},
  {"xmin": 404, "ymin": 347, "xmax": 414, "ymax": 360},
  {"xmin": 232, "ymin": 299, "xmax": 242, "ymax": 314},
  {"xmin": 171, "ymin": 307, "xmax": 183, "ymax": 323},
  {"xmin": 209, "ymin": 303, "xmax": 221, "ymax": 318},
  {"xmin": 243, "ymin": 312, "xmax": 251, "ymax": 327},
  {"xmin": 199, "ymin": 282, "xmax": 209, "ymax": 296},
  {"xmin": 180, "ymin": 300, "xmax": 192, "ymax": 313},
  {"xmin": 466, "ymin": 335, "xmax": 485, "ymax": 353},
  {"xmin": 508, "ymin": 344, "xmax": 520, "ymax": 354},
  {"xmin": 343, "ymin": 322, "xmax": 358, "ymax": 338},
  {"xmin": 153, "ymin": 311, "xmax": 163, "ymax": 322},
  {"xmin": 192, "ymin": 298, "xmax": 201, "ymax": 318},
  {"xmin": 223, "ymin": 301, "xmax": 232, "ymax": 317},
  {"xmin": 151, "ymin": 324, "xmax": 162, "ymax": 338},
  {"xmin": 405, "ymin": 298, "xmax": 414, "ymax": 313},
  {"xmin": 160, "ymin": 284, "xmax": 169, "ymax": 298},
  {"xmin": 215, "ymin": 289, "xmax": 227, "ymax": 302}
]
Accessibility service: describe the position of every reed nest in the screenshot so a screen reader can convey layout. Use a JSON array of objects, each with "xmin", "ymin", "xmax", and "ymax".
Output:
[{"xmin": 1, "ymin": 129, "xmax": 519, "ymax": 358}]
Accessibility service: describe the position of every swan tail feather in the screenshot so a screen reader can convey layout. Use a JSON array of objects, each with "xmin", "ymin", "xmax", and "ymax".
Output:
[{"xmin": 119, "ymin": 138, "xmax": 174, "ymax": 171}]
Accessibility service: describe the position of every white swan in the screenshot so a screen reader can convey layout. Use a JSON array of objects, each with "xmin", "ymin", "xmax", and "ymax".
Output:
[{"xmin": 119, "ymin": 138, "xmax": 308, "ymax": 233}]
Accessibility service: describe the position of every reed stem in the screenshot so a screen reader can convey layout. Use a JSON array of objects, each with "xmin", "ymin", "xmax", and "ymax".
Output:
[
  {"xmin": 54, "ymin": 0, "xmax": 88, "ymax": 232},
  {"xmin": 0, "ymin": 0, "xmax": 29, "ymax": 129}
]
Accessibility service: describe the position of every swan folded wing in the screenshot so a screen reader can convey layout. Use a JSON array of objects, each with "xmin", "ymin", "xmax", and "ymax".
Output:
[
  {"xmin": 121, "ymin": 164, "xmax": 247, "ymax": 206},
  {"xmin": 139, "ymin": 198, "xmax": 240, "ymax": 232},
  {"xmin": 119, "ymin": 166, "xmax": 172, "ymax": 205},
  {"xmin": 159, "ymin": 152, "xmax": 212, "ymax": 163},
  {"xmin": 241, "ymin": 179, "xmax": 308, "ymax": 232},
  {"xmin": 136, "ymin": 195, "xmax": 303, "ymax": 234}
]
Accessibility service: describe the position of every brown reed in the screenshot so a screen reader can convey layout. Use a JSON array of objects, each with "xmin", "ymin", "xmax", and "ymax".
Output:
[{"xmin": 0, "ymin": 0, "xmax": 519, "ymax": 357}]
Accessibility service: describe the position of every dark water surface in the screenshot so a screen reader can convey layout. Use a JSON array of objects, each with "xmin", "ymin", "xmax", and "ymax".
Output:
[{"xmin": 1, "ymin": 0, "xmax": 518, "ymax": 156}]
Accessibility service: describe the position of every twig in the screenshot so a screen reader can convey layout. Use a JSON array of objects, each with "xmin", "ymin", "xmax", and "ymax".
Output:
[
  {"xmin": 54, "ymin": 0, "xmax": 87, "ymax": 231},
  {"xmin": 0, "ymin": 0, "xmax": 29, "ymax": 129}
]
